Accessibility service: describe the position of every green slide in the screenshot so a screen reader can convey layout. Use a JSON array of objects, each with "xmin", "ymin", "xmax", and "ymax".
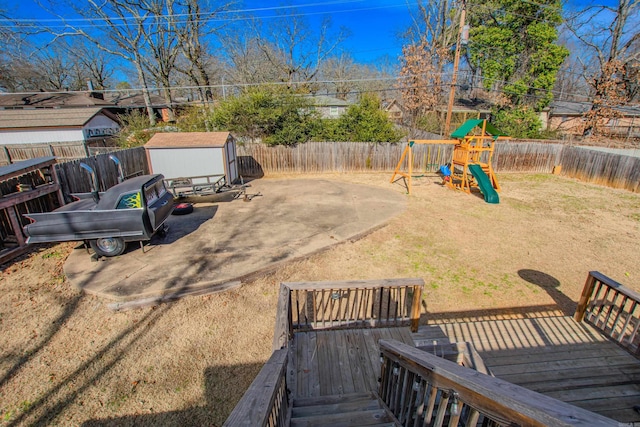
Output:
[{"xmin": 468, "ymin": 164, "xmax": 499, "ymax": 204}]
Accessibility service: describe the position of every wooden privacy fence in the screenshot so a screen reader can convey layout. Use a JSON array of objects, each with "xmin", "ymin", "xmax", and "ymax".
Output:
[
  {"xmin": 55, "ymin": 146, "xmax": 148, "ymax": 195},
  {"xmin": 238, "ymin": 141, "xmax": 639, "ymax": 192},
  {"xmin": 560, "ymin": 146, "xmax": 640, "ymax": 192},
  {"xmin": 0, "ymin": 142, "xmax": 120, "ymax": 166},
  {"xmin": 49, "ymin": 142, "xmax": 640, "ymax": 194},
  {"xmin": 237, "ymin": 141, "xmax": 563, "ymax": 175}
]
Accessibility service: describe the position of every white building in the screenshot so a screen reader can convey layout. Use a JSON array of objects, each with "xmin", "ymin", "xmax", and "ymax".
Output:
[{"xmin": 0, "ymin": 107, "xmax": 120, "ymax": 145}]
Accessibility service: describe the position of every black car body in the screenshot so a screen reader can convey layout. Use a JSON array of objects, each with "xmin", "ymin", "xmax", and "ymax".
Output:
[{"xmin": 23, "ymin": 174, "xmax": 174, "ymax": 257}]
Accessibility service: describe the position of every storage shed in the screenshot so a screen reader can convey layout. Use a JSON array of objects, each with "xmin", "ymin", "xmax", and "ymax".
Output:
[{"xmin": 144, "ymin": 132, "xmax": 239, "ymax": 185}]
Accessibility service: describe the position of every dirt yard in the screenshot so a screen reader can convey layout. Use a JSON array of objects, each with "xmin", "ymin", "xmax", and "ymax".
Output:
[{"xmin": 1, "ymin": 172, "xmax": 639, "ymax": 426}]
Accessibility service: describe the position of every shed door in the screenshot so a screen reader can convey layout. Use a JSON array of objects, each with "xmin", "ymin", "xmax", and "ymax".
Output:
[{"xmin": 226, "ymin": 140, "xmax": 239, "ymax": 183}]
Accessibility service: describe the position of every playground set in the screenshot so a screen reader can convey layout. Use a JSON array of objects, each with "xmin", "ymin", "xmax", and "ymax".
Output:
[{"xmin": 390, "ymin": 119, "xmax": 510, "ymax": 204}]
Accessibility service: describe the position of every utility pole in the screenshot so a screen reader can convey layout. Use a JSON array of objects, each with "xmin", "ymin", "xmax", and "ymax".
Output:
[{"xmin": 444, "ymin": 0, "xmax": 467, "ymax": 136}]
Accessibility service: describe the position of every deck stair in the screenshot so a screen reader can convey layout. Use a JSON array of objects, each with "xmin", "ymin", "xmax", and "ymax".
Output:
[
  {"xmin": 225, "ymin": 274, "xmax": 640, "ymax": 426},
  {"xmin": 290, "ymin": 392, "xmax": 399, "ymax": 427}
]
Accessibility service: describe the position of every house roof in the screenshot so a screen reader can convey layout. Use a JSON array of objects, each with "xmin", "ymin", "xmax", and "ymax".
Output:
[
  {"xmin": 382, "ymin": 99, "xmax": 401, "ymax": 111},
  {"xmin": 435, "ymin": 98, "xmax": 493, "ymax": 114},
  {"xmin": 144, "ymin": 132, "xmax": 232, "ymax": 148},
  {"xmin": 108, "ymin": 93, "xmax": 168, "ymax": 108},
  {"xmin": 0, "ymin": 92, "xmax": 114, "ymax": 108},
  {"xmin": 0, "ymin": 91, "xmax": 169, "ymax": 110},
  {"xmin": 550, "ymin": 100, "xmax": 640, "ymax": 117},
  {"xmin": 306, "ymin": 95, "xmax": 349, "ymax": 107},
  {"xmin": 0, "ymin": 107, "xmax": 115, "ymax": 129}
]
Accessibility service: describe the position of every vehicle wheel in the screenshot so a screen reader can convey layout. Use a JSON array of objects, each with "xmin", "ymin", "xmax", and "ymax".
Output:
[
  {"xmin": 172, "ymin": 202, "xmax": 193, "ymax": 215},
  {"xmin": 90, "ymin": 237, "xmax": 126, "ymax": 257}
]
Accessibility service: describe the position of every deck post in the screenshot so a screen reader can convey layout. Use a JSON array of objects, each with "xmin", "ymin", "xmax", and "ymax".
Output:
[
  {"xmin": 410, "ymin": 285, "xmax": 422, "ymax": 332},
  {"xmin": 574, "ymin": 272, "xmax": 597, "ymax": 322},
  {"xmin": 272, "ymin": 283, "xmax": 292, "ymax": 351}
]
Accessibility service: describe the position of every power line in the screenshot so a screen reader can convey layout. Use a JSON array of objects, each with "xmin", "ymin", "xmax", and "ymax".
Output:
[
  {"xmin": 0, "ymin": 1, "xmax": 419, "ymax": 30},
  {"xmin": 0, "ymin": 71, "xmax": 593, "ymax": 103},
  {"xmin": 0, "ymin": 0, "xmax": 365, "ymax": 23}
]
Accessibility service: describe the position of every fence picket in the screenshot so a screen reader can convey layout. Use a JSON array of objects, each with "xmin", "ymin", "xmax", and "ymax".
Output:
[
  {"xmin": 54, "ymin": 147, "xmax": 149, "ymax": 195},
  {"xmin": 3, "ymin": 140, "xmax": 638, "ymax": 195},
  {"xmin": 237, "ymin": 141, "xmax": 639, "ymax": 192}
]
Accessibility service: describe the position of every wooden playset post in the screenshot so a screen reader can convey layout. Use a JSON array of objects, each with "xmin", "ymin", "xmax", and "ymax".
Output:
[{"xmin": 390, "ymin": 139, "xmax": 458, "ymax": 194}]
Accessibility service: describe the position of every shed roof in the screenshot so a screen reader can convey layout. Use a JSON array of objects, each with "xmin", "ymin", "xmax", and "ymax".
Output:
[
  {"xmin": 0, "ymin": 107, "xmax": 112, "ymax": 129},
  {"xmin": 451, "ymin": 119, "xmax": 506, "ymax": 139},
  {"xmin": 144, "ymin": 132, "xmax": 232, "ymax": 148}
]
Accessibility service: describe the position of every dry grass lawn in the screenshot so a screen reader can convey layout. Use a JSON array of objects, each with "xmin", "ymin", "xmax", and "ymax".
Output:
[{"xmin": 1, "ymin": 172, "xmax": 639, "ymax": 426}]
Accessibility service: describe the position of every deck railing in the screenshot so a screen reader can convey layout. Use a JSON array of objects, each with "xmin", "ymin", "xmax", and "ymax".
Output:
[
  {"xmin": 574, "ymin": 271, "xmax": 640, "ymax": 355},
  {"xmin": 223, "ymin": 349, "xmax": 289, "ymax": 427},
  {"xmin": 378, "ymin": 339, "xmax": 618, "ymax": 427},
  {"xmin": 272, "ymin": 278, "xmax": 424, "ymax": 351}
]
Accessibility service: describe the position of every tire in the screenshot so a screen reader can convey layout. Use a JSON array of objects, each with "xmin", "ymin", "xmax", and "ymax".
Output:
[
  {"xmin": 90, "ymin": 237, "xmax": 127, "ymax": 257},
  {"xmin": 172, "ymin": 202, "xmax": 194, "ymax": 215}
]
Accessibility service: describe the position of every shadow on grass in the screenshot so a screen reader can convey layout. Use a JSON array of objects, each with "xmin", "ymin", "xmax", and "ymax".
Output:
[
  {"xmin": 80, "ymin": 363, "xmax": 264, "ymax": 427},
  {"xmin": 4, "ymin": 247, "xmax": 224, "ymax": 427},
  {"xmin": 421, "ymin": 269, "xmax": 576, "ymax": 324},
  {"xmin": 517, "ymin": 268, "xmax": 576, "ymax": 316}
]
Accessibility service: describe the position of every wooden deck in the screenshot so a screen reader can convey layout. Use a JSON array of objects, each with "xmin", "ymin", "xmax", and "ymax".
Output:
[
  {"xmin": 416, "ymin": 315, "xmax": 640, "ymax": 424},
  {"xmin": 291, "ymin": 327, "xmax": 415, "ymax": 398},
  {"xmin": 290, "ymin": 316, "xmax": 640, "ymax": 424}
]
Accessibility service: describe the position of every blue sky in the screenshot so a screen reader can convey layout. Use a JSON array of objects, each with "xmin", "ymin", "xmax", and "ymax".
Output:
[
  {"xmin": 4, "ymin": 0, "xmax": 416, "ymax": 63},
  {"xmin": 4, "ymin": 0, "xmax": 623, "ymax": 62},
  {"xmin": 2, "ymin": 0, "xmax": 626, "ymax": 80}
]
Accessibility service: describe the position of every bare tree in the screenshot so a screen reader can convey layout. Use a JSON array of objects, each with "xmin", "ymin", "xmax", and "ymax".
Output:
[
  {"xmin": 47, "ymin": 0, "xmax": 162, "ymax": 125},
  {"xmin": 553, "ymin": 32, "xmax": 592, "ymax": 102},
  {"xmin": 319, "ymin": 54, "xmax": 357, "ymax": 99},
  {"xmin": 565, "ymin": 0, "xmax": 640, "ymax": 135},
  {"xmin": 221, "ymin": 28, "xmax": 283, "ymax": 85},
  {"xmin": 3, "ymin": 46, "xmax": 84, "ymax": 92},
  {"xmin": 404, "ymin": 0, "xmax": 458, "ymax": 54},
  {"xmin": 138, "ymin": 0, "xmax": 181, "ymax": 121},
  {"xmin": 31, "ymin": 41, "xmax": 115, "ymax": 91},
  {"xmin": 0, "ymin": 8, "xmax": 16, "ymax": 91},
  {"xmin": 398, "ymin": 38, "xmax": 449, "ymax": 137},
  {"xmin": 239, "ymin": 10, "xmax": 350, "ymax": 89},
  {"xmin": 403, "ymin": 0, "xmax": 458, "ymax": 81},
  {"xmin": 34, "ymin": 51, "xmax": 72, "ymax": 90},
  {"xmin": 0, "ymin": 8, "xmax": 44, "ymax": 92},
  {"xmin": 398, "ymin": 0, "xmax": 459, "ymax": 136},
  {"xmin": 171, "ymin": 0, "xmax": 230, "ymax": 104},
  {"xmin": 62, "ymin": 40, "xmax": 115, "ymax": 90}
]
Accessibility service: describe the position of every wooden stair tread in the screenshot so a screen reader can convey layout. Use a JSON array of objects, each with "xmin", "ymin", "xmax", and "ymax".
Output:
[
  {"xmin": 293, "ymin": 392, "xmax": 374, "ymax": 407},
  {"xmin": 292, "ymin": 398, "xmax": 382, "ymax": 418},
  {"xmin": 290, "ymin": 408, "xmax": 393, "ymax": 427},
  {"xmin": 291, "ymin": 392, "xmax": 398, "ymax": 427}
]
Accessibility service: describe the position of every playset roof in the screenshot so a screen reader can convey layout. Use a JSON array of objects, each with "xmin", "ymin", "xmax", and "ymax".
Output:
[{"xmin": 450, "ymin": 119, "xmax": 506, "ymax": 139}]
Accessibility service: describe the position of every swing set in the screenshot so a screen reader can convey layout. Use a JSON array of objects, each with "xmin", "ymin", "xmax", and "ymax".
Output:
[{"xmin": 390, "ymin": 119, "xmax": 510, "ymax": 203}]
